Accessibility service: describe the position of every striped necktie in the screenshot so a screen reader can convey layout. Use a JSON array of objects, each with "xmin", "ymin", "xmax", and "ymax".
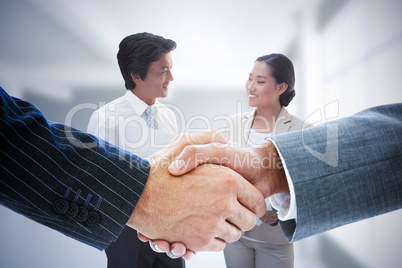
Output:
[{"xmin": 143, "ymin": 105, "xmax": 158, "ymax": 130}]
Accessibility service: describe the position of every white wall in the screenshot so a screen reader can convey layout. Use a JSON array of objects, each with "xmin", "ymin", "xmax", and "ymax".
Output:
[
  {"xmin": 291, "ymin": 1, "xmax": 402, "ymax": 268},
  {"xmin": 1, "ymin": 0, "xmax": 401, "ymax": 267}
]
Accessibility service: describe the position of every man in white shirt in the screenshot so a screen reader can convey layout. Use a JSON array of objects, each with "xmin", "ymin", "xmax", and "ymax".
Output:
[
  {"xmin": 87, "ymin": 90, "xmax": 177, "ymax": 157},
  {"xmin": 87, "ymin": 32, "xmax": 183, "ymax": 268}
]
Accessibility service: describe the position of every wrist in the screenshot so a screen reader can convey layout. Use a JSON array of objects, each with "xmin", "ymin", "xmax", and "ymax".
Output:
[{"xmin": 258, "ymin": 141, "xmax": 289, "ymax": 197}]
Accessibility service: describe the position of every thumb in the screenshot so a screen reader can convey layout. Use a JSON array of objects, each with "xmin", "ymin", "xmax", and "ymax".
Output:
[{"xmin": 168, "ymin": 143, "xmax": 230, "ymax": 176}]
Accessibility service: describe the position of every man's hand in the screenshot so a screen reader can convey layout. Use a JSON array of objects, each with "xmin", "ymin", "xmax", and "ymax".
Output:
[
  {"xmin": 138, "ymin": 225, "xmax": 195, "ymax": 260},
  {"xmin": 260, "ymin": 210, "xmax": 279, "ymax": 226},
  {"xmin": 168, "ymin": 140, "xmax": 289, "ymax": 198},
  {"xmin": 143, "ymin": 139, "xmax": 290, "ymax": 259},
  {"xmin": 127, "ymin": 132, "xmax": 267, "ymax": 253}
]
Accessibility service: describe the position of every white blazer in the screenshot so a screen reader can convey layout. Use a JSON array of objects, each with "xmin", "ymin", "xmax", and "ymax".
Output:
[{"xmin": 221, "ymin": 107, "xmax": 306, "ymax": 146}]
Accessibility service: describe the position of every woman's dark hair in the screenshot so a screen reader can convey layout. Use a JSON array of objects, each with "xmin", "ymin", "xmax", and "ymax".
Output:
[
  {"xmin": 256, "ymin": 53, "xmax": 295, "ymax": 107},
  {"xmin": 117, "ymin": 32, "xmax": 177, "ymax": 90}
]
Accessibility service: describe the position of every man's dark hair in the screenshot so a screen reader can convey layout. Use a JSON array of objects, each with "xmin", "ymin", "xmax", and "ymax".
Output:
[
  {"xmin": 117, "ymin": 32, "xmax": 177, "ymax": 90},
  {"xmin": 256, "ymin": 53, "xmax": 296, "ymax": 107}
]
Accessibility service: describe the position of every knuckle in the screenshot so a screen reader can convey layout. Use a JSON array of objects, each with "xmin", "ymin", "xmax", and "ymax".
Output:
[
  {"xmin": 185, "ymin": 146, "xmax": 205, "ymax": 162},
  {"xmin": 243, "ymin": 215, "xmax": 257, "ymax": 231},
  {"xmin": 254, "ymin": 192, "xmax": 267, "ymax": 217},
  {"xmin": 233, "ymin": 230, "xmax": 242, "ymax": 243},
  {"xmin": 221, "ymin": 171, "xmax": 237, "ymax": 188},
  {"xmin": 183, "ymin": 145, "xmax": 197, "ymax": 156},
  {"xmin": 215, "ymin": 146, "xmax": 226, "ymax": 161},
  {"xmin": 197, "ymin": 236, "xmax": 212, "ymax": 250},
  {"xmin": 225, "ymin": 228, "xmax": 242, "ymax": 243},
  {"xmin": 215, "ymin": 241, "xmax": 226, "ymax": 252},
  {"xmin": 215, "ymin": 201, "xmax": 234, "ymax": 216},
  {"xmin": 206, "ymin": 217, "xmax": 221, "ymax": 232}
]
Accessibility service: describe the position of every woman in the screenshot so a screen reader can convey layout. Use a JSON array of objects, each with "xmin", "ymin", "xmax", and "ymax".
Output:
[{"xmin": 222, "ymin": 53, "xmax": 306, "ymax": 268}]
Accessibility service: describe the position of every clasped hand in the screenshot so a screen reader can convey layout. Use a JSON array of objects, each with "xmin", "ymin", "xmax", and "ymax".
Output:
[{"xmin": 127, "ymin": 132, "xmax": 285, "ymax": 259}]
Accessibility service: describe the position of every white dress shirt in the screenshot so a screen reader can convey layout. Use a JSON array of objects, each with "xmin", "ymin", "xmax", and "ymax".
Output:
[
  {"xmin": 87, "ymin": 91, "xmax": 177, "ymax": 157},
  {"xmin": 269, "ymin": 139, "xmax": 297, "ymax": 221}
]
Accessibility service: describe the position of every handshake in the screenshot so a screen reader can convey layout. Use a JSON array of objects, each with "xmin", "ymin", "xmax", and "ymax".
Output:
[{"xmin": 126, "ymin": 131, "xmax": 289, "ymax": 260}]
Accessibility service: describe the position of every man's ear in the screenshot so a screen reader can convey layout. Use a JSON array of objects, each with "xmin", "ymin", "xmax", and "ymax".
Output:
[{"xmin": 130, "ymin": 73, "xmax": 142, "ymax": 83}]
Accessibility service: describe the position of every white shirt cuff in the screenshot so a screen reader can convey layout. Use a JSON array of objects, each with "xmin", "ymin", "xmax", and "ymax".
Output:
[{"xmin": 268, "ymin": 139, "xmax": 297, "ymax": 221}]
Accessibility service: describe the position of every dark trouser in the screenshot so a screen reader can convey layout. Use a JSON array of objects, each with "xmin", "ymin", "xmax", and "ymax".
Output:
[{"xmin": 106, "ymin": 226, "xmax": 185, "ymax": 268}]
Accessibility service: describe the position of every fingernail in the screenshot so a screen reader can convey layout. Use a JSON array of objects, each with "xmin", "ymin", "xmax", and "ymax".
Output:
[
  {"xmin": 171, "ymin": 248, "xmax": 182, "ymax": 257},
  {"xmin": 150, "ymin": 242, "xmax": 163, "ymax": 253},
  {"xmin": 166, "ymin": 249, "xmax": 182, "ymax": 259},
  {"xmin": 168, "ymin": 159, "xmax": 185, "ymax": 171}
]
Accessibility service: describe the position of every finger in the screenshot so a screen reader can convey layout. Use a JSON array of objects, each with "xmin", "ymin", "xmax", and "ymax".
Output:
[
  {"xmin": 225, "ymin": 202, "xmax": 258, "ymax": 234},
  {"xmin": 150, "ymin": 131, "xmax": 228, "ymax": 164},
  {"xmin": 215, "ymin": 221, "xmax": 242, "ymax": 243},
  {"xmin": 235, "ymin": 171, "xmax": 267, "ymax": 219},
  {"xmin": 213, "ymin": 175, "xmax": 264, "ymax": 235},
  {"xmin": 181, "ymin": 250, "xmax": 196, "ymax": 261},
  {"xmin": 168, "ymin": 143, "xmax": 234, "ymax": 176},
  {"xmin": 149, "ymin": 240, "xmax": 170, "ymax": 253},
  {"xmin": 138, "ymin": 233, "xmax": 177, "ymax": 254},
  {"xmin": 191, "ymin": 236, "xmax": 226, "ymax": 252},
  {"xmin": 145, "ymin": 240, "xmax": 195, "ymax": 260},
  {"xmin": 137, "ymin": 232, "xmax": 150, "ymax": 242},
  {"xmin": 209, "ymin": 238, "xmax": 227, "ymax": 252},
  {"xmin": 219, "ymin": 168, "xmax": 266, "ymax": 230},
  {"xmin": 165, "ymin": 242, "xmax": 186, "ymax": 259},
  {"xmin": 165, "ymin": 243, "xmax": 196, "ymax": 260}
]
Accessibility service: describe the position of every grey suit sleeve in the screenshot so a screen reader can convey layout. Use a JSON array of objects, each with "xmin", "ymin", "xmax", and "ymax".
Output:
[
  {"xmin": 0, "ymin": 87, "xmax": 150, "ymax": 250},
  {"xmin": 272, "ymin": 103, "xmax": 402, "ymax": 242}
]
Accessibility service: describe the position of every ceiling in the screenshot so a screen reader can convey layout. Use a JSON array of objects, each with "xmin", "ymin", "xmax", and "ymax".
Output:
[{"xmin": 0, "ymin": 0, "xmax": 322, "ymax": 95}]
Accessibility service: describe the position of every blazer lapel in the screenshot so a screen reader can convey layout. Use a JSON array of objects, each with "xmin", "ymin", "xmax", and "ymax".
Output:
[
  {"xmin": 273, "ymin": 107, "xmax": 292, "ymax": 135},
  {"xmin": 241, "ymin": 109, "xmax": 256, "ymax": 146}
]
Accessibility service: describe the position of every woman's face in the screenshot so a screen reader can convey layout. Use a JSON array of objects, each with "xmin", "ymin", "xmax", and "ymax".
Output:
[{"xmin": 246, "ymin": 61, "xmax": 283, "ymax": 109}]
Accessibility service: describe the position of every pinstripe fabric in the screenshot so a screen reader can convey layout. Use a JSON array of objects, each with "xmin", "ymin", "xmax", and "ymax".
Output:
[{"xmin": 0, "ymin": 87, "xmax": 150, "ymax": 250}]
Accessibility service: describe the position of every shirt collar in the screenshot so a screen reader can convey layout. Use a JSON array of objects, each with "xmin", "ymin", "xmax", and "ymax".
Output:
[{"xmin": 124, "ymin": 90, "xmax": 160, "ymax": 116}]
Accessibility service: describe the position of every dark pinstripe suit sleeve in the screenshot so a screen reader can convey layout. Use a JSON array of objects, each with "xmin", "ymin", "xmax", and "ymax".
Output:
[
  {"xmin": 272, "ymin": 103, "xmax": 402, "ymax": 242},
  {"xmin": 0, "ymin": 87, "xmax": 150, "ymax": 250}
]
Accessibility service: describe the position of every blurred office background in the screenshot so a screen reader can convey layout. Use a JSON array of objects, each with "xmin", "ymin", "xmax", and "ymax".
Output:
[{"xmin": 1, "ymin": 0, "xmax": 401, "ymax": 267}]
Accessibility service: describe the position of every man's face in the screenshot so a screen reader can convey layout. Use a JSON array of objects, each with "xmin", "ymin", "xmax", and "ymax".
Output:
[{"xmin": 133, "ymin": 52, "xmax": 173, "ymax": 105}]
